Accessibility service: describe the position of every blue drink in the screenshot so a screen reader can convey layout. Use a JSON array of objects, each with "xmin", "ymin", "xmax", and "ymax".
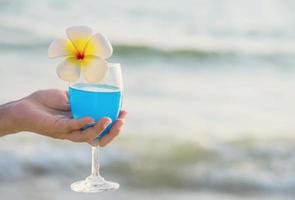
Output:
[{"xmin": 69, "ymin": 83, "xmax": 122, "ymax": 140}]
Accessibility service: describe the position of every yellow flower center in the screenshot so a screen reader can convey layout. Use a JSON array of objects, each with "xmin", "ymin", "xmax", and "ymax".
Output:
[{"xmin": 65, "ymin": 37, "xmax": 97, "ymax": 65}]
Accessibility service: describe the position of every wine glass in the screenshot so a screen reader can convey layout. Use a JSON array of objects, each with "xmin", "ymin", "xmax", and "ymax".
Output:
[{"xmin": 69, "ymin": 63, "xmax": 123, "ymax": 192}]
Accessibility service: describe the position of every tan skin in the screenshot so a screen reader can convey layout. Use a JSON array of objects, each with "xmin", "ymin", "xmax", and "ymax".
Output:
[{"xmin": 0, "ymin": 89, "xmax": 127, "ymax": 147}]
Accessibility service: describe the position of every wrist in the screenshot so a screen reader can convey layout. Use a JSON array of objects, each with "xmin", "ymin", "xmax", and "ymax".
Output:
[
  {"xmin": 0, "ymin": 101, "xmax": 21, "ymax": 135},
  {"xmin": 9, "ymin": 99, "xmax": 34, "ymax": 133}
]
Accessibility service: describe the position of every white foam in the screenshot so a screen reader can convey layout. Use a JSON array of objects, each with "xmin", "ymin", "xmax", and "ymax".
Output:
[{"xmin": 71, "ymin": 84, "xmax": 120, "ymax": 92}]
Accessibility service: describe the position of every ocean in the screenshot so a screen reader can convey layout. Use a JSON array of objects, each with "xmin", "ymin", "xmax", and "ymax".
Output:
[{"xmin": 1, "ymin": 0, "xmax": 295, "ymax": 199}]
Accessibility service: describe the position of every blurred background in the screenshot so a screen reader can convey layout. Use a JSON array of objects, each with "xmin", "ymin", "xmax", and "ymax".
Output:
[{"xmin": 1, "ymin": 0, "xmax": 295, "ymax": 199}]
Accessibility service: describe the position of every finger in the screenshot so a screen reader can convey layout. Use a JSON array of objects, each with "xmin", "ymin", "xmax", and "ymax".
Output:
[
  {"xmin": 96, "ymin": 119, "xmax": 125, "ymax": 147},
  {"xmin": 68, "ymin": 117, "xmax": 112, "ymax": 143},
  {"xmin": 67, "ymin": 117, "xmax": 95, "ymax": 131},
  {"xmin": 90, "ymin": 112, "xmax": 127, "ymax": 146},
  {"xmin": 118, "ymin": 110, "xmax": 127, "ymax": 120}
]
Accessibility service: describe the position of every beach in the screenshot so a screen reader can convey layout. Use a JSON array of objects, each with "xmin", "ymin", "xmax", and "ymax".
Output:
[{"xmin": 1, "ymin": 0, "xmax": 295, "ymax": 199}]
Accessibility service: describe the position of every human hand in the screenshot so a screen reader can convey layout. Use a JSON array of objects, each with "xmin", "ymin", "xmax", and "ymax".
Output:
[{"xmin": 7, "ymin": 89, "xmax": 127, "ymax": 146}]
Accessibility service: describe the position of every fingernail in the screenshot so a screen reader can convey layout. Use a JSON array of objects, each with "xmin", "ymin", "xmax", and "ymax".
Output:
[{"xmin": 103, "ymin": 118, "xmax": 112, "ymax": 128}]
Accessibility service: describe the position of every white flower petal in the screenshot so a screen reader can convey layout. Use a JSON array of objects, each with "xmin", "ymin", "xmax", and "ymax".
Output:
[
  {"xmin": 66, "ymin": 26, "xmax": 92, "ymax": 52},
  {"xmin": 48, "ymin": 39, "xmax": 71, "ymax": 58},
  {"xmin": 56, "ymin": 58, "xmax": 81, "ymax": 82},
  {"xmin": 82, "ymin": 56, "xmax": 108, "ymax": 83},
  {"xmin": 85, "ymin": 33, "xmax": 113, "ymax": 59},
  {"xmin": 66, "ymin": 26, "xmax": 92, "ymax": 40}
]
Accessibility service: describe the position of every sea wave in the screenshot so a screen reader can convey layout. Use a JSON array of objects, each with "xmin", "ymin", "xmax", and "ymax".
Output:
[
  {"xmin": 1, "ymin": 135, "xmax": 295, "ymax": 196},
  {"xmin": 1, "ymin": 40, "xmax": 295, "ymax": 63}
]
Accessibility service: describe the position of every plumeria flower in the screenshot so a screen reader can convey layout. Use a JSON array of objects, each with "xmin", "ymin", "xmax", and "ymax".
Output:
[{"xmin": 48, "ymin": 26, "xmax": 113, "ymax": 83}]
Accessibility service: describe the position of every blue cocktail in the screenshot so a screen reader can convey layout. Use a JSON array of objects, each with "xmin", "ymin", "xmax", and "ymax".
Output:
[{"xmin": 69, "ymin": 84, "xmax": 122, "ymax": 140}]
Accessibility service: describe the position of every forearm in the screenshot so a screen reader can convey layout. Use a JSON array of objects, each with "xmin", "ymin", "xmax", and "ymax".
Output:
[{"xmin": 0, "ymin": 101, "xmax": 20, "ymax": 136}]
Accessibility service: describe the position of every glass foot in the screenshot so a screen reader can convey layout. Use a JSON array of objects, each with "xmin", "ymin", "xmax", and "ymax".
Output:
[{"xmin": 71, "ymin": 175, "xmax": 119, "ymax": 193}]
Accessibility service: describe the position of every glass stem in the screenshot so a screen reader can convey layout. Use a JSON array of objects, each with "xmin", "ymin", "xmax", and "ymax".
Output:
[{"xmin": 91, "ymin": 146, "xmax": 101, "ymax": 177}]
